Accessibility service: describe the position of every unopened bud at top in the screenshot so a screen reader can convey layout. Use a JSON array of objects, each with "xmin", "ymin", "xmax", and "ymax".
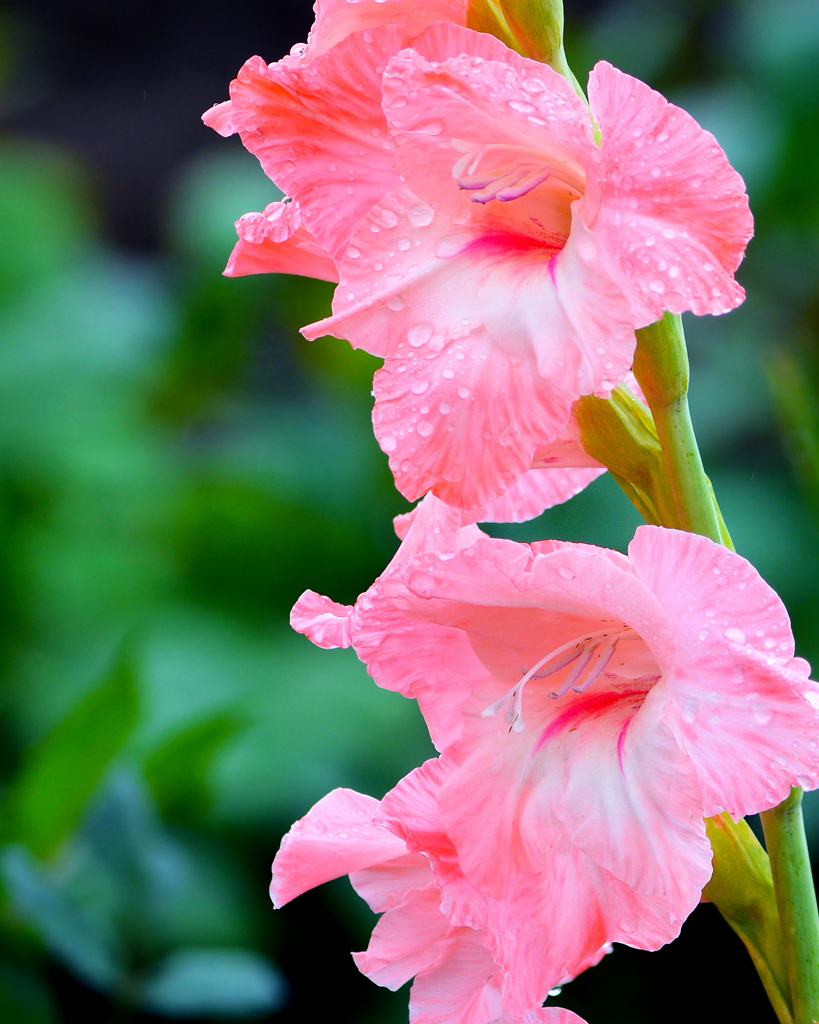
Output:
[{"xmin": 467, "ymin": 0, "xmax": 580, "ymax": 90}]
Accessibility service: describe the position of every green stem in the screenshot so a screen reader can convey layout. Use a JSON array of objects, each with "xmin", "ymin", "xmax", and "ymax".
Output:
[
  {"xmin": 762, "ymin": 789, "xmax": 819, "ymax": 1024},
  {"xmin": 632, "ymin": 313, "xmax": 722, "ymax": 542},
  {"xmin": 632, "ymin": 313, "xmax": 819, "ymax": 1024}
]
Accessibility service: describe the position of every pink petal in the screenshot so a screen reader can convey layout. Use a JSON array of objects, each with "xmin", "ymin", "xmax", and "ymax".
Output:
[
  {"xmin": 628, "ymin": 526, "xmax": 819, "ymax": 816},
  {"xmin": 201, "ymin": 100, "xmax": 235, "ymax": 137},
  {"xmin": 225, "ymin": 201, "xmax": 339, "ymax": 281},
  {"xmin": 351, "ymin": 586, "xmax": 488, "ymax": 751},
  {"xmin": 588, "ymin": 61, "xmax": 753, "ymax": 321},
  {"xmin": 370, "ymin": 312, "xmax": 578, "ymax": 508},
  {"xmin": 380, "ymin": 759, "xmax": 616, "ymax": 1003},
  {"xmin": 352, "ymin": 882, "xmax": 452, "ymax": 990},
  {"xmin": 410, "ymin": 928, "xmax": 503, "ymax": 1024},
  {"xmin": 551, "ymin": 690, "xmax": 712, "ymax": 911},
  {"xmin": 350, "ymin": 853, "xmax": 433, "ymax": 913},
  {"xmin": 471, "ymin": 466, "xmax": 605, "ymax": 523},
  {"xmin": 270, "ymin": 788, "xmax": 406, "ymax": 907},
  {"xmin": 226, "ymin": 28, "xmax": 404, "ymax": 261},
  {"xmin": 290, "ymin": 590, "xmax": 353, "ymax": 648},
  {"xmin": 307, "ymin": 0, "xmax": 467, "ymax": 59},
  {"xmin": 488, "ymin": 1012, "xmax": 589, "ymax": 1024}
]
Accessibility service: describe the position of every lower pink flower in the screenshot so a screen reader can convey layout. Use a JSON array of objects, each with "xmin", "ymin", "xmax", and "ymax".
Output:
[
  {"xmin": 292, "ymin": 494, "xmax": 819, "ymax": 979},
  {"xmin": 270, "ymin": 777, "xmax": 598, "ymax": 1023},
  {"xmin": 271, "ymin": 787, "xmax": 501, "ymax": 1024}
]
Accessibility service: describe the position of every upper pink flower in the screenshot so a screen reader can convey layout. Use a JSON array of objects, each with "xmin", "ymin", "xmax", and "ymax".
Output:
[
  {"xmin": 206, "ymin": 17, "xmax": 751, "ymax": 513},
  {"xmin": 270, "ymin": 773, "xmax": 597, "ymax": 1021},
  {"xmin": 301, "ymin": 24, "xmax": 752, "ymax": 508},
  {"xmin": 292, "ymin": 494, "xmax": 819, "ymax": 981}
]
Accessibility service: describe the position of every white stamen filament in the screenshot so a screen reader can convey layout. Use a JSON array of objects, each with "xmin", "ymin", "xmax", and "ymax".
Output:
[
  {"xmin": 451, "ymin": 141, "xmax": 584, "ymax": 205},
  {"xmin": 549, "ymin": 645, "xmax": 594, "ymax": 699},
  {"xmin": 481, "ymin": 626, "xmax": 630, "ymax": 732},
  {"xmin": 572, "ymin": 641, "xmax": 617, "ymax": 694}
]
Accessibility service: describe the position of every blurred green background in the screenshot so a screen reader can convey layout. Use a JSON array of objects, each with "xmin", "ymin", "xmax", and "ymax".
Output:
[{"xmin": 0, "ymin": 0, "xmax": 816, "ymax": 1021}]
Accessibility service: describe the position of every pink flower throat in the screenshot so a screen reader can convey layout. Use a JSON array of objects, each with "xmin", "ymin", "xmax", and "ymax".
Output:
[{"xmin": 481, "ymin": 625, "xmax": 634, "ymax": 733}]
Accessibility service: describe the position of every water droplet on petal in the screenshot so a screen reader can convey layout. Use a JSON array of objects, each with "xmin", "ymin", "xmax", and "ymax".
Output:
[
  {"xmin": 407, "ymin": 322, "xmax": 433, "ymax": 347},
  {"xmin": 387, "ymin": 294, "xmax": 405, "ymax": 311},
  {"xmin": 724, "ymin": 627, "xmax": 745, "ymax": 644},
  {"xmin": 408, "ymin": 203, "xmax": 435, "ymax": 227},
  {"xmin": 411, "ymin": 378, "xmax": 429, "ymax": 395},
  {"xmin": 381, "ymin": 435, "xmax": 397, "ymax": 452}
]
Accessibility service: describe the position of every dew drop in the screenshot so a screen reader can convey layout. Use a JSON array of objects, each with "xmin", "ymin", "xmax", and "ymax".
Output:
[
  {"xmin": 346, "ymin": 246, "xmax": 361, "ymax": 259},
  {"xmin": 411, "ymin": 378, "xmax": 430, "ymax": 395},
  {"xmin": 408, "ymin": 203, "xmax": 436, "ymax": 227},
  {"xmin": 724, "ymin": 627, "xmax": 745, "ymax": 644},
  {"xmin": 417, "ymin": 419, "xmax": 434, "ymax": 437},
  {"xmin": 381, "ymin": 435, "xmax": 398, "ymax": 452},
  {"xmin": 398, "ymin": 237, "xmax": 411, "ymax": 251},
  {"xmin": 387, "ymin": 294, "xmax": 405, "ymax": 311},
  {"xmin": 407, "ymin": 322, "xmax": 433, "ymax": 347},
  {"xmin": 435, "ymin": 233, "xmax": 473, "ymax": 258},
  {"xmin": 457, "ymin": 385, "xmax": 470, "ymax": 399}
]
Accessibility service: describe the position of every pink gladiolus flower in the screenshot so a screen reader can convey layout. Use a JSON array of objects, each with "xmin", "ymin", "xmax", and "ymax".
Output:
[
  {"xmin": 271, "ymin": 786, "xmax": 504, "ymax": 1024},
  {"xmin": 292, "ymin": 495, "xmax": 819, "ymax": 982},
  {"xmin": 301, "ymin": 24, "xmax": 752, "ymax": 509},
  {"xmin": 270, "ymin": 774, "xmax": 600, "ymax": 1020},
  {"xmin": 206, "ymin": 17, "xmax": 751, "ymax": 514}
]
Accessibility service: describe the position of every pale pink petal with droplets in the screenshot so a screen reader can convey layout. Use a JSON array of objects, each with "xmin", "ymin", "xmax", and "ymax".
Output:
[
  {"xmin": 270, "ymin": 788, "xmax": 407, "ymax": 907},
  {"xmin": 306, "ymin": 0, "xmax": 467, "ymax": 59},
  {"xmin": 225, "ymin": 201, "xmax": 339, "ymax": 281},
  {"xmin": 627, "ymin": 526, "xmax": 819, "ymax": 817},
  {"xmin": 473, "ymin": 466, "xmax": 605, "ymax": 524},
  {"xmin": 217, "ymin": 28, "xmax": 404, "ymax": 261},
  {"xmin": 588, "ymin": 61, "xmax": 753, "ymax": 321}
]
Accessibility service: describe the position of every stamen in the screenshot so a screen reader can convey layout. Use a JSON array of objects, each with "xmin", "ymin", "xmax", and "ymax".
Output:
[
  {"xmin": 481, "ymin": 625, "xmax": 629, "ymax": 731},
  {"xmin": 572, "ymin": 641, "xmax": 617, "ymax": 693},
  {"xmin": 451, "ymin": 141, "xmax": 584, "ymax": 205},
  {"xmin": 549, "ymin": 645, "xmax": 593, "ymax": 699}
]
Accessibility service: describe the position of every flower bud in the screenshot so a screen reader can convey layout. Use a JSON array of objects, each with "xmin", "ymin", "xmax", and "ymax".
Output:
[{"xmin": 467, "ymin": 0, "xmax": 579, "ymax": 87}]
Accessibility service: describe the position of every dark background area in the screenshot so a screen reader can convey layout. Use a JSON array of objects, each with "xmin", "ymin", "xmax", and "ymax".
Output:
[{"xmin": 0, "ymin": 0, "xmax": 817, "ymax": 1021}]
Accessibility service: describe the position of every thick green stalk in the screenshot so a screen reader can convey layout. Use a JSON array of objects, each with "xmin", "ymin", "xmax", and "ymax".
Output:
[
  {"xmin": 631, "ymin": 312, "xmax": 819, "ymax": 1024},
  {"xmin": 632, "ymin": 313, "xmax": 722, "ymax": 542},
  {"xmin": 705, "ymin": 814, "xmax": 793, "ymax": 1024},
  {"xmin": 762, "ymin": 789, "xmax": 819, "ymax": 1024}
]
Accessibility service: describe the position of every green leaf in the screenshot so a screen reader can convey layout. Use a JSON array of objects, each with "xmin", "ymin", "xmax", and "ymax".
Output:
[
  {"xmin": 139, "ymin": 948, "xmax": 286, "ymax": 1018},
  {"xmin": 144, "ymin": 713, "xmax": 241, "ymax": 823},
  {"xmin": 0, "ymin": 845, "xmax": 123, "ymax": 992},
  {"xmin": 3, "ymin": 649, "xmax": 139, "ymax": 858}
]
